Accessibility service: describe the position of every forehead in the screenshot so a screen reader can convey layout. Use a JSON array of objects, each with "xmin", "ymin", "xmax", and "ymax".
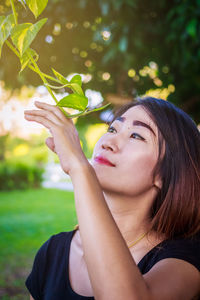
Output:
[{"xmin": 119, "ymin": 105, "xmax": 158, "ymax": 137}]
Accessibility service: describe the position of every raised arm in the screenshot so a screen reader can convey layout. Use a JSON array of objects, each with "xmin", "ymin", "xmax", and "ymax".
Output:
[
  {"xmin": 70, "ymin": 163, "xmax": 151, "ymax": 299},
  {"xmin": 70, "ymin": 164, "xmax": 200, "ymax": 300}
]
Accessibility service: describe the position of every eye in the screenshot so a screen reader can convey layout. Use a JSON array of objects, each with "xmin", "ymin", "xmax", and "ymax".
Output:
[
  {"xmin": 107, "ymin": 126, "xmax": 116, "ymax": 133},
  {"xmin": 130, "ymin": 133, "xmax": 145, "ymax": 141}
]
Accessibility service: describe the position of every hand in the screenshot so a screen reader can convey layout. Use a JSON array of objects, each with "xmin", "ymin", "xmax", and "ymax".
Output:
[{"xmin": 24, "ymin": 101, "xmax": 88, "ymax": 175}]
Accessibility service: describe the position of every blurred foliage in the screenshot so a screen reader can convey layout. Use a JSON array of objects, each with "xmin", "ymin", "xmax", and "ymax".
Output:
[
  {"xmin": 0, "ymin": 132, "xmax": 47, "ymax": 190},
  {"xmin": 84, "ymin": 123, "xmax": 108, "ymax": 155},
  {"xmin": 0, "ymin": 0, "xmax": 200, "ymax": 121},
  {"xmin": 0, "ymin": 133, "xmax": 9, "ymax": 161},
  {"xmin": 0, "ymin": 132, "xmax": 49, "ymax": 163},
  {"xmin": 0, "ymin": 160, "xmax": 44, "ymax": 190}
]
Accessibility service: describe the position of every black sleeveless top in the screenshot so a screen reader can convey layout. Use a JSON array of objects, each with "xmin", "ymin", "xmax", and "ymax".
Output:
[{"xmin": 25, "ymin": 230, "xmax": 200, "ymax": 300}]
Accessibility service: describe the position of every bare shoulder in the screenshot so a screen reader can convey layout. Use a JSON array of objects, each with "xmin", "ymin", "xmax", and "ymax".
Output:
[
  {"xmin": 144, "ymin": 258, "xmax": 200, "ymax": 300},
  {"xmin": 30, "ymin": 295, "xmax": 35, "ymax": 300}
]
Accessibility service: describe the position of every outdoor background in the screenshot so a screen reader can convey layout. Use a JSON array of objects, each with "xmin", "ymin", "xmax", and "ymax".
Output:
[{"xmin": 0, "ymin": 0, "xmax": 200, "ymax": 299}]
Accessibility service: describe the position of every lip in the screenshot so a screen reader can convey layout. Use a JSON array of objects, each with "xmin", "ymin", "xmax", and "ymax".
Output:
[{"xmin": 94, "ymin": 155, "xmax": 115, "ymax": 167}]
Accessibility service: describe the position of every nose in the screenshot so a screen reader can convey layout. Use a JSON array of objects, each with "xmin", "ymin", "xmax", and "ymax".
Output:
[{"xmin": 101, "ymin": 138, "xmax": 119, "ymax": 152}]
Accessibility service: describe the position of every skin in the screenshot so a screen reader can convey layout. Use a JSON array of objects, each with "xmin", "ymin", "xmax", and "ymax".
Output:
[{"xmin": 25, "ymin": 102, "xmax": 200, "ymax": 300}]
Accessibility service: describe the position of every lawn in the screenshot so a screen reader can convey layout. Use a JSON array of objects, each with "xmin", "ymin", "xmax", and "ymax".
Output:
[{"xmin": 0, "ymin": 188, "xmax": 77, "ymax": 300}]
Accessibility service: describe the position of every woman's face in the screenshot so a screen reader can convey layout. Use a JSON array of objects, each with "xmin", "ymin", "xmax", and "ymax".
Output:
[{"xmin": 91, "ymin": 105, "xmax": 160, "ymax": 196}]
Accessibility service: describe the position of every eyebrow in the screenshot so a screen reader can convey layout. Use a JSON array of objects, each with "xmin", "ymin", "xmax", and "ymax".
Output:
[{"xmin": 115, "ymin": 116, "xmax": 156, "ymax": 136}]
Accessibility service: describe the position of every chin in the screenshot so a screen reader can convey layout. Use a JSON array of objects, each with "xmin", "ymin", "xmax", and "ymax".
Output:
[{"xmin": 96, "ymin": 174, "xmax": 121, "ymax": 193}]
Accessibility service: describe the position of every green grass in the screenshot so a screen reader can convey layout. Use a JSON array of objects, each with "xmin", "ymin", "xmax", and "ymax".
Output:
[{"xmin": 0, "ymin": 188, "xmax": 77, "ymax": 300}]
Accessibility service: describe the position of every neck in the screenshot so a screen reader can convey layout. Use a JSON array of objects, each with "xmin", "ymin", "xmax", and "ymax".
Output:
[{"xmin": 102, "ymin": 188, "xmax": 157, "ymax": 245}]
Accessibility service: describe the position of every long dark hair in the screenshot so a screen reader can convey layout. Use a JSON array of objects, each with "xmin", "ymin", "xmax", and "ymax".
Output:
[{"xmin": 111, "ymin": 97, "xmax": 200, "ymax": 239}]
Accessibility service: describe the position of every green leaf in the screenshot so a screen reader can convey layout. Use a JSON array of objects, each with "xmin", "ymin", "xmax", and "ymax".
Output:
[
  {"xmin": 57, "ymin": 94, "xmax": 88, "ymax": 111},
  {"xmin": 49, "ymin": 72, "xmax": 83, "ymax": 95},
  {"xmin": 26, "ymin": 0, "xmax": 48, "ymax": 18},
  {"xmin": 20, "ymin": 48, "xmax": 38, "ymax": 73},
  {"xmin": 70, "ymin": 74, "xmax": 82, "ymax": 86},
  {"xmin": 69, "ymin": 83, "xmax": 84, "ymax": 96},
  {"xmin": 11, "ymin": 23, "xmax": 31, "ymax": 56},
  {"xmin": 52, "ymin": 68, "xmax": 69, "ymax": 84},
  {"xmin": 11, "ymin": 18, "xmax": 47, "ymax": 56},
  {"xmin": 0, "ymin": 14, "xmax": 15, "ymax": 58},
  {"xmin": 0, "ymin": 16, "xmax": 5, "ymax": 26}
]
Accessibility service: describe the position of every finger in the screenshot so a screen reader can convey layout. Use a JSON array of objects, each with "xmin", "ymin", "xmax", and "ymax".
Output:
[
  {"xmin": 24, "ymin": 114, "xmax": 56, "ymax": 131},
  {"xmin": 45, "ymin": 137, "xmax": 57, "ymax": 153},
  {"xmin": 24, "ymin": 109, "xmax": 62, "ymax": 126},
  {"xmin": 34, "ymin": 101, "xmax": 71, "ymax": 124}
]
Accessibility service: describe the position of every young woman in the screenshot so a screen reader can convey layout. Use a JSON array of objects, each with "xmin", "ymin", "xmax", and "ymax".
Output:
[{"xmin": 24, "ymin": 97, "xmax": 200, "ymax": 300}]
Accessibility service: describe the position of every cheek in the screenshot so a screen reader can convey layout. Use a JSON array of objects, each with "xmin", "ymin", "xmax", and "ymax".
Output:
[
  {"xmin": 130, "ymin": 152, "xmax": 156, "ymax": 173},
  {"xmin": 92, "ymin": 141, "xmax": 100, "ymax": 159},
  {"xmin": 118, "ymin": 150, "xmax": 157, "ymax": 190},
  {"xmin": 92, "ymin": 138, "xmax": 103, "ymax": 159},
  {"xmin": 122, "ymin": 147, "xmax": 157, "ymax": 176}
]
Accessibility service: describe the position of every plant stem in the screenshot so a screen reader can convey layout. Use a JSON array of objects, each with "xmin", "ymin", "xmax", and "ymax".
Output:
[
  {"xmin": 6, "ymin": 39, "xmax": 101, "ymax": 119},
  {"xmin": 5, "ymin": 40, "xmax": 19, "ymax": 57},
  {"xmin": 10, "ymin": 0, "xmax": 18, "ymax": 24},
  {"xmin": 40, "ymin": 73, "xmax": 61, "ymax": 84},
  {"xmin": 28, "ymin": 54, "xmax": 58, "ymax": 103},
  {"xmin": 5, "ymin": 41, "xmax": 69, "ymax": 117},
  {"xmin": 5, "ymin": 40, "xmax": 62, "ymax": 85},
  {"xmin": 7, "ymin": 2, "xmax": 87, "ymax": 119},
  {"xmin": 28, "ymin": 53, "xmax": 70, "ymax": 117}
]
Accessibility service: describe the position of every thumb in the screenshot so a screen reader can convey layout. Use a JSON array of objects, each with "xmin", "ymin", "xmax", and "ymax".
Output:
[{"xmin": 45, "ymin": 137, "xmax": 57, "ymax": 153}]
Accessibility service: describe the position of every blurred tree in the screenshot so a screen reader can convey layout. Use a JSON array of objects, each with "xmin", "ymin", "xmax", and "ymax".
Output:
[{"xmin": 0, "ymin": 0, "xmax": 200, "ymax": 121}]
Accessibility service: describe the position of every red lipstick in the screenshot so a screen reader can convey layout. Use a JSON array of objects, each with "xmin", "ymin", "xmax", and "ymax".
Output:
[{"xmin": 94, "ymin": 156, "xmax": 115, "ymax": 167}]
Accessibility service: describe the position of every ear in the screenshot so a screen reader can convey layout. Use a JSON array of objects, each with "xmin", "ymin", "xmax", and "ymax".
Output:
[{"xmin": 153, "ymin": 175, "xmax": 162, "ymax": 190}]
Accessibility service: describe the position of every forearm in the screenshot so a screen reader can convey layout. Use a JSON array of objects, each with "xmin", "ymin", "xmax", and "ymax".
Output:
[{"xmin": 70, "ymin": 163, "xmax": 151, "ymax": 300}]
